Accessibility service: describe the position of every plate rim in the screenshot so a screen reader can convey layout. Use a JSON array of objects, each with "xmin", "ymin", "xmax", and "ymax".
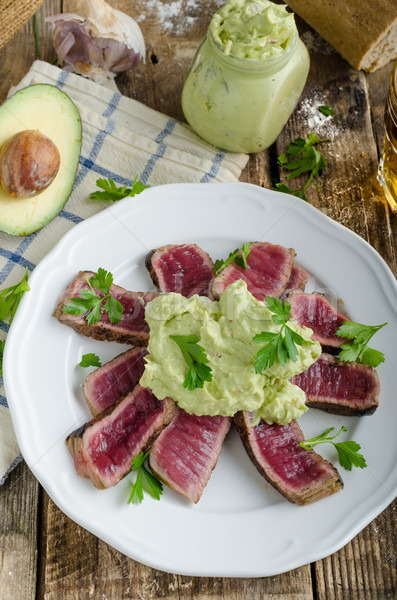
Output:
[{"xmin": 4, "ymin": 181, "xmax": 397, "ymax": 577}]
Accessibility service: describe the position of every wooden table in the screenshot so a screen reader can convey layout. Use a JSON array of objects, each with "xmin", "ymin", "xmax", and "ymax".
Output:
[{"xmin": 0, "ymin": 1, "xmax": 396, "ymax": 598}]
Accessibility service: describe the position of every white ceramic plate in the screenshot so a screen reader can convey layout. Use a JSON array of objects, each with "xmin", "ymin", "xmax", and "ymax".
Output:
[{"xmin": 4, "ymin": 182, "xmax": 397, "ymax": 577}]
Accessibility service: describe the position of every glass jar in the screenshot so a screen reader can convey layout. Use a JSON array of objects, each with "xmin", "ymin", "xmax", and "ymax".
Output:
[
  {"xmin": 181, "ymin": 27, "xmax": 310, "ymax": 153},
  {"xmin": 378, "ymin": 60, "xmax": 397, "ymax": 213}
]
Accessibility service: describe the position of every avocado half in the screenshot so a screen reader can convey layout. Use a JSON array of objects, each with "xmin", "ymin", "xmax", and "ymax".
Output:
[{"xmin": 0, "ymin": 84, "xmax": 82, "ymax": 236}]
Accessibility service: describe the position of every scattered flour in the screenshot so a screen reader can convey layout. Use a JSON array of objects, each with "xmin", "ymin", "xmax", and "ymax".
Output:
[
  {"xmin": 298, "ymin": 94, "xmax": 339, "ymax": 138},
  {"xmin": 138, "ymin": 0, "xmax": 226, "ymax": 33},
  {"xmin": 301, "ymin": 30, "xmax": 336, "ymax": 56}
]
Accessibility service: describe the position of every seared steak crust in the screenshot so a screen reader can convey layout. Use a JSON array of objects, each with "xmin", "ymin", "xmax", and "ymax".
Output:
[
  {"xmin": 292, "ymin": 353, "xmax": 380, "ymax": 416},
  {"xmin": 288, "ymin": 290, "xmax": 350, "ymax": 348},
  {"xmin": 234, "ymin": 411, "xmax": 343, "ymax": 505},
  {"xmin": 145, "ymin": 243, "xmax": 215, "ymax": 298},
  {"xmin": 83, "ymin": 347, "xmax": 147, "ymax": 416},
  {"xmin": 212, "ymin": 242, "xmax": 294, "ymax": 301},
  {"xmin": 149, "ymin": 409, "xmax": 231, "ymax": 503},
  {"xmin": 53, "ymin": 271, "xmax": 157, "ymax": 345},
  {"xmin": 66, "ymin": 385, "xmax": 176, "ymax": 489}
]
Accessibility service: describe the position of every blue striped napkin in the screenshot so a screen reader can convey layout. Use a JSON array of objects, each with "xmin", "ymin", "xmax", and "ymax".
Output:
[{"xmin": 0, "ymin": 60, "xmax": 248, "ymax": 485}]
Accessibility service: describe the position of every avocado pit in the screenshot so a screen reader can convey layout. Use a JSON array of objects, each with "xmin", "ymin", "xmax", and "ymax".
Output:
[{"xmin": 0, "ymin": 129, "xmax": 61, "ymax": 199}]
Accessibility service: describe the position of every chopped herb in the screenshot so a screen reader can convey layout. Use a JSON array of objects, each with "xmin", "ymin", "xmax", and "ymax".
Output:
[
  {"xmin": 127, "ymin": 450, "xmax": 163, "ymax": 504},
  {"xmin": 0, "ymin": 268, "xmax": 30, "ymax": 325},
  {"xmin": 79, "ymin": 353, "xmax": 102, "ymax": 368},
  {"xmin": 214, "ymin": 242, "xmax": 251, "ymax": 276},
  {"xmin": 169, "ymin": 334, "xmax": 213, "ymax": 390},
  {"xmin": 318, "ymin": 105, "xmax": 334, "ymax": 117},
  {"xmin": 299, "ymin": 426, "xmax": 367, "ymax": 471},
  {"xmin": 63, "ymin": 268, "xmax": 123, "ymax": 326},
  {"xmin": 336, "ymin": 321, "xmax": 387, "ymax": 368},
  {"xmin": 253, "ymin": 297, "xmax": 311, "ymax": 372},
  {"xmin": 273, "ymin": 133, "xmax": 330, "ymax": 201},
  {"xmin": 90, "ymin": 175, "xmax": 150, "ymax": 202}
]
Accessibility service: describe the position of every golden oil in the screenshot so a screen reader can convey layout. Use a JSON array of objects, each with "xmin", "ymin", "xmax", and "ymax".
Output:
[{"xmin": 378, "ymin": 61, "xmax": 397, "ymax": 212}]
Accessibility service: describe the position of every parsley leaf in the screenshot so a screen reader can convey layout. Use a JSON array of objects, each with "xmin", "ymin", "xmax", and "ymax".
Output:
[
  {"xmin": 273, "ymin": 133, "xmax": 330, "ymax": 201},
  {"xmin": 127, "ymin": 450, "xmax": 163, "ymax": 504},
  {"xmin": 0, "ymin": 339, "xmax": 4, "ymax": 377},
  {"xmin": 169, "ymin": 334, "xmax": 213, "ymax": 390},
  {"xmin": 215, "ymin": 242, "xmax": 251, "ymax": 276},
  {"xmin": 299, "ymin": 426, "xmax": 367, "ymax": 471},
  {"xmin": 318, "ymin": 105, "xmax": 334, "ymax": 117},
  {"xmin": 63, "ymin": 269, "xmax": 123, "ymax": 325},
  {"xmin": 79, "ymin": 353, "xmax": 102, "ymax": 368},
  {"xmin": 272, "ymin": 182, "xmax": 309, "ymax": 202},
  {"xmin": 253, "ymin": 297, "xmax": 310, "ymax": 372},
  {"xmin": 90, "ymin": 175, "xmax": 150, "ymax": 202},
  {"xmin": 336, "ymin": 321, "xmax": 387, "ymax": 367},
  {"xmin": 0, "ymin": 268, "xmax": 30, "ymax": 324}
]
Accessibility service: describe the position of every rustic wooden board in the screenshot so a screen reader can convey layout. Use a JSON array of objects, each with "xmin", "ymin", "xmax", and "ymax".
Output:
[
  {"xmin": 0, "ymin": 1, "xmax": 396, "ymax": 599},
  {"xmin": 0, "ymin": 462, "xmax": 40, "ymax": 600}
]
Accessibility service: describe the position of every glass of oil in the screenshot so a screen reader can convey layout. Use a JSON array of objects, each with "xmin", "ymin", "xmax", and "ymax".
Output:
[{"xmin": 378, "ymin": 60, "xmax": 397, "ymax": 212}]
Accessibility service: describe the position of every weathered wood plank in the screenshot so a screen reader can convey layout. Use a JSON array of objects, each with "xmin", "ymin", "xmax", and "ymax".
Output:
[
  {"xmin": 315, "ymin": 502, "xmax": 397, "ymax": 600},
  {"xmin": 0, "ymin": 462, "xmax": 40, "ymax": 600}
]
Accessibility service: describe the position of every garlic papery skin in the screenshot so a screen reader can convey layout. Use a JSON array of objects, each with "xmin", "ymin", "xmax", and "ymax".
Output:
[{"xmin": 46, "ymin": 0, "xmax": 145, "ymax": 84}]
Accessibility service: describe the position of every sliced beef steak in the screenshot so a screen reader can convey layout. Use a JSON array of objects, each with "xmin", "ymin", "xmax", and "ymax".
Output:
[
  {"xmin": 288, "ymin": 290, "xmax": 349, "ymax": 348},
  {"xmin": 54, "ymin": 271, "xmax": 158, "ymax": 345},
  {"xmin": 83, "ymin": 347, "xmax": 147, "ymax": 416},
  {"xmin": 66, "ymin": 385, "xmax": 176, "ymax": 489},
  {"xmin": 285, "ymin": 263, "xmax": 310, "ymax": 294},
  {"xmin": 149, "ymin": 409, "xmax": 231, "ymax": 503},
  {"xmin": 212, "ymin": 242, "xmax": 294, "ymax": 301},
  {"xmin": 234, "ymin": 411, "xmax": 343, "ymax": 505},
  {"xmin": 292, "ymin": 353, "xmax": 380, "ymax": 415},
  {"xmin": 146, "ymin": 244, "xmax": 215, "ymax": 297}
]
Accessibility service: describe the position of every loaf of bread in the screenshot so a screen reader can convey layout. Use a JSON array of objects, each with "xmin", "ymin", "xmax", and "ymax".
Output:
[{"xmin": 286, "ymin": 0, "xmax": 397, "ymax": 72}]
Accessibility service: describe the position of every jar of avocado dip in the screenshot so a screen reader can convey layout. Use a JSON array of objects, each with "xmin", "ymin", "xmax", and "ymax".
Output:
[{"xmin": 181, "ymin": 0, "xmax": 310, "ymax": 153}]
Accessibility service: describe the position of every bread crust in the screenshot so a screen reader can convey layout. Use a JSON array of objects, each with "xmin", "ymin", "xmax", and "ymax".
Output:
[{"xmin": 286, "ymin": 0, "xmax": 397, "ymax": 71}]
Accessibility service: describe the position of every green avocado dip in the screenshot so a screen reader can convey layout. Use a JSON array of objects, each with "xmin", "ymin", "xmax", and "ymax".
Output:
[
  {"xmin": 210, "ymin": 0, "xmax": 296, "ymax": 59},
  {"xmin": 140, "ymin": 280, "xmax": 321, "ymax": 425}
]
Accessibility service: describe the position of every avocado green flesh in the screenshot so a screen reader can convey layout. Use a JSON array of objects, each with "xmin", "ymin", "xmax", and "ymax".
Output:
[
  {"xmin": 140, "ymin": 280, "xmax": 322, "ymax": 425},
  {"xmin": 0, "ymin": 84, "xmax": 82, "ymax": 236}
]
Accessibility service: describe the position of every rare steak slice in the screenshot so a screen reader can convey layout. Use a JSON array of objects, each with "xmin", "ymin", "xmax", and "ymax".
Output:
[
  {"xmin": 211, "ymin": 242, "xmax": 294, "ymax": 301},
  {"xmin": 83, "ymin": 347, "xmax": 147, "ymax": 416},
  {"xmin": 234, "ymin": 411, "xmax": 343, "ymax": 505},
  {"xmin": 292, "ymin": 353, "xmax": 380, "ymax": 416},
  {"xmin": 146, "ymin": 243, "xmax": 215, "ymax": 297},
  {"xmin": 54, "ymin": 271, "xmax": 158, "ymax": 345},
  {"xmin": 285, "ymin": 263, "xmax": 310, "ymax": 294},
  {"xmin": 288, "ymin": 290, "xmax": 349, "ymax": 348},
  {"xmin": 66, "ymin": 385, "xmax": 176, "ymax": 489},
  {"xmin": 149, "ymin": 409, "xmax": 231, "ymax": 503}
]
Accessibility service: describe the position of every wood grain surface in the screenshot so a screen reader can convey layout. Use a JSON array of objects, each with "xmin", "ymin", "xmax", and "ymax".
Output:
[{"xmin": 0, "ymin": 1, "xmax": 396, "ymax": 598}]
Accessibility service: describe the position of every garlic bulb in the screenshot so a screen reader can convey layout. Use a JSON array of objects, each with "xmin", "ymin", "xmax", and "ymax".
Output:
[{"xmin": 46, "ymin": 0, "xmax": 145, "ymax": 83}]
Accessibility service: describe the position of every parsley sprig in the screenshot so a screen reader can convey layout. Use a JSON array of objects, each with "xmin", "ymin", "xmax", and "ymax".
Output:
[
  {"xmin": 0, "ymin": 267, "xmax": 30, "ymax": 325},
  {"xmin": 169, "ymin": 334, "xmax": 213, "ymax": 390},
  {"xmin": 336, "ymin": 321, "xmax": 387, "ymax": 367},
  {"xmin": 90, "ymin": 175, "xmax": 149, "ymax": 202},
  {"xmin": 63, "ymin": 268, "xmax": 123, "ymax": 326},
  {"xmin": 273, "ymin": 133, "xmax": 330, "ymax": 201},
  {"xmin": 253, "ymin": 297, "xmax": 310, "ymax": 372},
  {"xmin": 299, "ymin": 426, "xmax": 367, "ymax": 471},
  {"xmin": 79, "ymin": 353, "xmax": 102, "ymax": 368},
  {"xmin": 214, "ymin": 242, "xmax": 251, "ymax": 276},
  {"xmin": 0, "ymin": 269, "xmax": 30, "ymax": 378},
  {"xmin": 127, "ymin": 451, "xmax": 163, "ymax": 504}
]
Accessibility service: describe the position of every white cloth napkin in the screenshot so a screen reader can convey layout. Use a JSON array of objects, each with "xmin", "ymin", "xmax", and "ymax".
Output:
[{"xmin": 0, "ymin": 60, "xmax": 248, "ymax": 485}]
